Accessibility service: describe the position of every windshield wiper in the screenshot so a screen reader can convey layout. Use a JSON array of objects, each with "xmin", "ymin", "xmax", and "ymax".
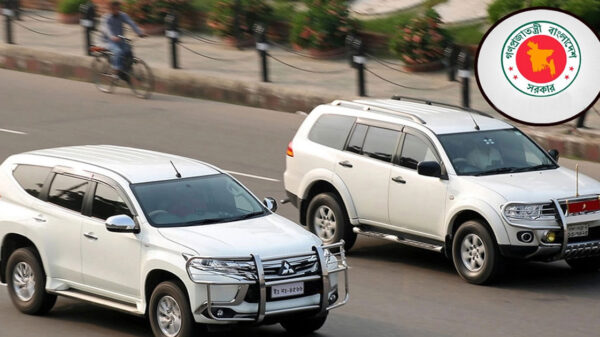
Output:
[
  {"xmin": 226, "ymin": 211, "xmax": 266, "ymax": 222},
  {"xmin": 475, "ymin": 167, "xmax": 519, "ymax": 176},
  {"xmin": 512, "ymin": 164, "xmax": 558, "ymax": 173}
]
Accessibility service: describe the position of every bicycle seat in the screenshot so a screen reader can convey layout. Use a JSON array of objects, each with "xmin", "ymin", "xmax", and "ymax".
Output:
[{"xmin": 89, "ymin": 46, "xmax": 108, "ymax": 53}]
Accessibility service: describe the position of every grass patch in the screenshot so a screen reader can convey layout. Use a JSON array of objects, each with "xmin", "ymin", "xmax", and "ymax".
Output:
[
  {"xmin": 446, "ymin": 23, "xmax": 485, "ymax": 45},
  {"xmin": 359, "ymin": 11, "xmax": 416, "ymax": 34},
  {"xmin": 192, "ymin": 0, "xmax": 220, "ymax": 12}
]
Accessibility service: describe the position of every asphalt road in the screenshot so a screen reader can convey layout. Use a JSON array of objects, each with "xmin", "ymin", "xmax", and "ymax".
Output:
[{"xmin": 1, "ymin": 69, "xmax": 600, "ymax": 337}]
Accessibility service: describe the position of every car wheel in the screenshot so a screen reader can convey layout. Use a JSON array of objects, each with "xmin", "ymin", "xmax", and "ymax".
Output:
[
  {"xmin": 6, "ymin": 247, "xmax": 57, "ymax": 315},
  {"xmin": 149, "ymin": 281, "xmax": 195, "ymax": 337},
  {"xmin": 566, "ymin": 256, "xmax": 600, "ymax": 272},
  {"xmin": 280, "ymin": 313, "xmax": 328, "ymax": 335},
  {"xmin": 452, "ymin": 220, "xmax": 503, "ymax": 284},
  {"xmin": 307, "ymin": 193, "xmax": 356, "ymax": 251}
]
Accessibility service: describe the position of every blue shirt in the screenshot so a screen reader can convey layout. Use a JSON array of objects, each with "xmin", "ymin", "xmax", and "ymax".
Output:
[{"xmin": 101, "ymin": 12, "xmax": 142, "ymax": 43}]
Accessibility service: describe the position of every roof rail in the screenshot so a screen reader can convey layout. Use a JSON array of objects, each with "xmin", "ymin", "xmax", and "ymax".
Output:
[
  {"xmin": 390, "ymin": 95, "xmax": 491, "ymax": 118},
  {"xmin": 331, "ymin": 100, "xmax": 427, "ymax": 124}
]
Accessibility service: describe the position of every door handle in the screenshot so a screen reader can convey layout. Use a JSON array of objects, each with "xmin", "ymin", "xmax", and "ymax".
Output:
[
  {"xmin": 338, "ymin": 161, "xmax": 353, "ymax": 168},
  {"xmin": 83, "ymin": 232, "xmax": 98, "ymax": 241},
  {"xmin": 392, "ymin": 176, "xmax": 406, "ymax": 184},
  {"xmin": 33, "ymin": 215, "xmax": 46, "ymax": 223}
]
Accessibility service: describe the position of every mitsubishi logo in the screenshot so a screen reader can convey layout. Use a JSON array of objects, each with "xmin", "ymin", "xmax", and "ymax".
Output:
[
  {"xmin": 583, "ymin": 203, "xmax": 587, "ymax": 210},
  {"xmin": 278, "ymin": 261, "xmax": 295, "ymax": 276}
]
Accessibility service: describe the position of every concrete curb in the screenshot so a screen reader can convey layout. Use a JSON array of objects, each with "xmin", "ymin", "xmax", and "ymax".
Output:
[
  {"xmin": 0, "ymin": 44, "xmax": 340, "ymax": 114},
  {"xmin": 1, "ymin": 44, "xmax": 599, "ymax": 163}
]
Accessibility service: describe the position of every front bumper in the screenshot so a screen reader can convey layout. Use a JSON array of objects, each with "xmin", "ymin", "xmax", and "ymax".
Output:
[
  {"xmin": 185, "ymin": 241, "xmax": 349, "ymax": 324},
  {"xmin": 501, "ymin": 196, "xmax": 600, "ymax": 261}
]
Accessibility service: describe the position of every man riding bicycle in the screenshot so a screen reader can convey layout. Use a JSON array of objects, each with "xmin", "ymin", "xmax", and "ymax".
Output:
[{"xmin": 101, "ymin": 1, "xmax": 146, "ymax": 81}]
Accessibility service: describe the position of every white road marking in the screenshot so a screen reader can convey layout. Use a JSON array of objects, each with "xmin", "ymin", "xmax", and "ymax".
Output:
[
  {"xmin": 225, "ymin": 170, "xmax": 280, "ymax": 182},
  {"xmin": 0, "ymin": 128, "xmax": 27, "ymax": 135}
]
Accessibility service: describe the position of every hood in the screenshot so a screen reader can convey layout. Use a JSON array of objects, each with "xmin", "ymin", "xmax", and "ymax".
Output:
[
  {"xmin": 465, "ymin": 167, "xmax": 600, "ymax": 202},
  {"xmin": 158, "ymin": 214, "xmax": 322, "ymax": 258}
]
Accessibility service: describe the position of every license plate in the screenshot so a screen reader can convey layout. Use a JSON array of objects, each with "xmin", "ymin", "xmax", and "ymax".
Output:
[
  {"xmin": 271, "ymin": 282, "xmax": 304, "ymax": 299},
  {"xmin": 568, "ymin": 224, "xmax": 589, "ymax": 238}
]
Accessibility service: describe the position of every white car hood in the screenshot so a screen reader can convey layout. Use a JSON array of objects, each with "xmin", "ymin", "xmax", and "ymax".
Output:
[
  {"xmin": 466, "ymin": 167, "xmax": 600, "ymax": 202},
  {"xmin": 158, "ymin": 214, "xmax": 322, "ymax": 258}
]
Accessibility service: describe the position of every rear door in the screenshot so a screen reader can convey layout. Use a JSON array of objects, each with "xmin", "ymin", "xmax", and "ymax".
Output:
[{"xmin": 335, "ymin": 122, "xmax": 402, "ymax": 225}]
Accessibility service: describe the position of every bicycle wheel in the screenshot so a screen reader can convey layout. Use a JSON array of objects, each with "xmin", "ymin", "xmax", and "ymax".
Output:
[
  {"xmin": 127, "ymin": 58, "xmax": 154, "ymax": 99},
  {"xmin": 92, "ymin": 55, "xmax": 116, "ymax": 94}
]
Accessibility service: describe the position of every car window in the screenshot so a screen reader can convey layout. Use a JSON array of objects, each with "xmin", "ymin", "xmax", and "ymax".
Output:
[
  {"xmin": 48, "ymin": 174, "xmax": 88, "ymax": 213},
  {"xmin": 92, "ymin": 182, "xmax": 132, "ymax": 220},
  {"xmin": 361, "ymin": 127, "xmax": 400, "ymax": 163},
  {"xmin": 398, "ymin": 134, "xmax": 439, "ymax": 170},
  {"xmin": 346, "ymin": 124, "xmax": 368, "ymax": 154},
  {"xmin": 12, "ymin": 165, "xmax": 51, "ymax": 198},
  {"xmin": 308, "ymin": 114, "xmax": 356, "ymax": 150}
]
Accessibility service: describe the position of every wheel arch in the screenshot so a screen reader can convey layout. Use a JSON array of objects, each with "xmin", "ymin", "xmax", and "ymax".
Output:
[
  {"xmin": 1, "ymin": 233, "xmax": 42, "ymax": 283},
  {"xmin": 144, "ymin": 269, "xmax": 188, "ymax": 313},
  {"xmin": 299, "ymin": 178, "xmax": 356, "ymax": 227}
]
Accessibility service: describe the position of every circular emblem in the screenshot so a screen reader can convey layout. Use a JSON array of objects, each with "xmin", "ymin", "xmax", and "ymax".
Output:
[{"xmin": 476, "ymin": 8, "xmax": 600, "ymax": 125}]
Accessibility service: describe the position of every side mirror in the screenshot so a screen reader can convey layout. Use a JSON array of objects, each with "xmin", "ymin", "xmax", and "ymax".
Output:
[
  {"xmin": 106, "ymin": 215, "xmax": 139, "ymax": 234},
  {"xmin": 263, "ymin": 197, "xmax": 278, "ymax": 213},
  {"xmin": 548, "ymin": 149, "xmax": 559, "ymax": 161},
  {"xmin": 417, "ymin": 161, "xmax": 442, "ymax": 178}
]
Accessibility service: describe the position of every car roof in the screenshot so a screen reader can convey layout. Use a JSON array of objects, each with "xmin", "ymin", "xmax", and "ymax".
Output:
[
  {"xmin": 24, "ymin": 145, "xmax": 221, "ymax": 184},
  {"xmin": 329, "ymin": 99, "xmax": 513, "ymax": 135}
]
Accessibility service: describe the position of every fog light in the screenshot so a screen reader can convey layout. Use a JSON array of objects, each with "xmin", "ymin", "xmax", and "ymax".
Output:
[
  {"xmin": 544, "ymin": 231, "xmax": 557, "ymax": 243},
  {"xmin": 216, "ymin": 309, "xmax": 224, "ymax": 317},
  {"xmin": 517, "ymin": 231, "xmax": 534, "ymax": 243}
]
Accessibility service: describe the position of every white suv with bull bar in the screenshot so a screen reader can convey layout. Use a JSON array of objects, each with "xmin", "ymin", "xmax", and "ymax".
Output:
[
  {"xmin": 284, "ymin": 97, "xmax": 600, "ymax": 284},
  {"xmin": 0, "ymin": 146, "xmax": 348, "ymax": 337}
]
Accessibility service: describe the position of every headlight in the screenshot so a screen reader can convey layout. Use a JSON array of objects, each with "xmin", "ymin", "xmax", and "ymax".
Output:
[
  {"xmin": 503, "ymin": 204, "xmax": 544, "ymax": 220},
  {"xmin": 187, "ymin": 258, "xmax": 256, "ymax": 282}
]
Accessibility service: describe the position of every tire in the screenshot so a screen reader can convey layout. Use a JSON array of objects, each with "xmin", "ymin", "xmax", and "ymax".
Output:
[
  {"xmin": 566, "ymin": 256, "xmax": 600, "ymax": 272},
  {"xmin": 307, "ymin": 193, "xmax": 356, "ymax": 251},
  {"xmin": 6, "ymin": 247, "xmax": 57, "ymax": 315},
  {"xmin": 149, "ymin": 281, "xmax": 195, "ymax": 337},
  {"xmin": 280, "ymin": 313, "xmax": 328, "ymax": 335},
  {"xmin": 127, "ymin": 58, "xmax": 154, "ymax": 99},
  {"xmin": 452, "ymin": 220, "xmax": 503, "ymax": 284},
  {"xmin": 92, "ymin": 55, "xmax": 116, "ymax": 94}
]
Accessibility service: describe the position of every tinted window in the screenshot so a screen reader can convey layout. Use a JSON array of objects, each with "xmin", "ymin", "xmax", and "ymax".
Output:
[
  {"xmin": 48, "ymin": 174, "xmax": 88, "ymax": 212},
  {"xmin": 399, "ymin": 134, "xmax": 439, "ymax": 170},
  {"xmin": 346, "ymin": 124, "xmax": 368, "ymax": 154},
  {"xmin": 362, "ymin": 127, "xmax": 400, "ymax": 163},
  {"xmin": 12, "ymin": 165, "xmax": 51, "ymax": 198},
  {"xmin": 308, "ymin": 114, "xmax": 355, "ymax": 150},
  {"xmin": 92, "ymin": 183, "xmax": 132, "ymax": 220},
  {"xmin": 131, "ymin": 174, "xmax": 266, "ymax": 228}
]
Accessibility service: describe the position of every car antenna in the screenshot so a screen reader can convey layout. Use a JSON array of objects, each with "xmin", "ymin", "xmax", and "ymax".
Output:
[
  {"xmin": 170, "ymin": 160, "xmax": 182, "ymax": 178},
  {"xmin": 467, "ymin": 110, "xmax": 481, "ymax": 131}
]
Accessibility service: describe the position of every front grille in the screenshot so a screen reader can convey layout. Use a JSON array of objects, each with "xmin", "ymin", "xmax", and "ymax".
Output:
[
  {"xmin": 540, "ymin": 203, "xmax": 558, "ymax": 219},
  {"xmin": 262, "ymin": 255, "xmax": 319, "ymax": 280}
]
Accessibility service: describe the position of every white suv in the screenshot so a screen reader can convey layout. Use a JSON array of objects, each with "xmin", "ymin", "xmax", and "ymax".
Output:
[
  {"xmin": 0, "ymin": 146, "xmax": 348, "ymax": 337},
  {"xmin": 284, "ymin": 98, "xmax": 600, "ymax": 284}
]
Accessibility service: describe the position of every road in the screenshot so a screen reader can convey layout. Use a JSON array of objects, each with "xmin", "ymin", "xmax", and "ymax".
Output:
[{"xmin": 1, "ymin": 69, "xmax": 600, "ymax": 337}]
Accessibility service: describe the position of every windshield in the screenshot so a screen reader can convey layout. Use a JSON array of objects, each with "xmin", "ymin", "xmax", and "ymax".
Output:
[
  {"xmin": 438, "ymin": 129, "xmax": 558, "ymax": 176},
  {"xmin": 131, "ymin": 174, "xmax": 267, "ymax": 227}
]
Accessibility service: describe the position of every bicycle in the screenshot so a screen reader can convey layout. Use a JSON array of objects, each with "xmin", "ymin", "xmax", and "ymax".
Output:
[{"xmin": 90, "ymin": 36, "xmax": 154, "ymax": 99}]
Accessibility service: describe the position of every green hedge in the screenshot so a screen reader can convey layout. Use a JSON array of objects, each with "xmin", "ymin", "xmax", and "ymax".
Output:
[{"xmin": 57, "ymin": 0, "xmax": 87, "ymax": 14}]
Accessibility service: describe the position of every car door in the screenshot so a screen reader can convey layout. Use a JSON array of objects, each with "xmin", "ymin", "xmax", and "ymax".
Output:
[
  {"xmin": 388, "ymin": 128, "xmax": 448, "ymax": 239},
  {"xmin": 335, "ymin": 122, "xmax": 402, "ymax": 225},
  {"xmin": 34, "ymin": 172, "xmax": 90, "ymax": 284},
  {"xmin": 80, "ymin": 179, "xmax": 141, "ymax": 298}
]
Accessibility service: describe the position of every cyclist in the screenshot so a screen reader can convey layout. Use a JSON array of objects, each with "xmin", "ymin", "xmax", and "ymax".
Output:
[{"xmin": 101, "ymin": 1, "xmax": 147, "ymax": 81}]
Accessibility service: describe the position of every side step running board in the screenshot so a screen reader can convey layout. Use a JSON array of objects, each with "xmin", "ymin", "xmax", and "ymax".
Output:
[
  {"xmin": 50, "ymin": 289, "xmax": 142, "ymax": 316},
  {"xmin": 353, "ymin": 227, "xmax": 444, "ymax": 253}
]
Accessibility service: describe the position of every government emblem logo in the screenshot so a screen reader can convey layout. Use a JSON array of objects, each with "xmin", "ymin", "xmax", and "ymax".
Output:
[{"xmin": 476, "ymin": 8, "xmax": 600, "ymax": 125}]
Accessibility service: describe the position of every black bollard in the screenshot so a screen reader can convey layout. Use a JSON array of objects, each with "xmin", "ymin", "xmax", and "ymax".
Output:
[
  {"xmin": 165, "ymin": 12, "xmax": 180, "ymax": 69},
  {"xmin": 254, "ymin": 24, "xmax": 269, "ymax": 82},
  {"xmin": 457, "ymin": 50, "xmax": 471, "ymax": 109},
  {"xmin": 3, "ymin": 0, "xmax": 15, "ymax": 44},
  {"xmin": 350, "ymin": 37, "xmax": 367, "ymax": 97},
  {"xmin": 80, "ymin": 2, "xmax": 96, "ymax": 56},
  {"xmin": 443, "ymin": 44, "xmax": 459, "ymax": 82},
  {"xmin": 233, "ymin": 0, "xmax": 241, "ymax": 50}
]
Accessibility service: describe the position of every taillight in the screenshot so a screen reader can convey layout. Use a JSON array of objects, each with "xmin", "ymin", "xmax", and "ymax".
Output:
[{"xmin": 286, "ymin": 141, "xmax": 294, "ymax": 157}]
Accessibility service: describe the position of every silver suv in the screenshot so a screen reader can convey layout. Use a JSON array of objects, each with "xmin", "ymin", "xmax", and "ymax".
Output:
[{"xmin": 284, "ymin": 98, "xmax": 600, "ymax": 284}]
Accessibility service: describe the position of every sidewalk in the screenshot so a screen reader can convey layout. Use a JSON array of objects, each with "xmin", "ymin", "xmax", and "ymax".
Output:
[{"xmin": 0, "ymin": 10, "xmax": 599, "ymax": 158}]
